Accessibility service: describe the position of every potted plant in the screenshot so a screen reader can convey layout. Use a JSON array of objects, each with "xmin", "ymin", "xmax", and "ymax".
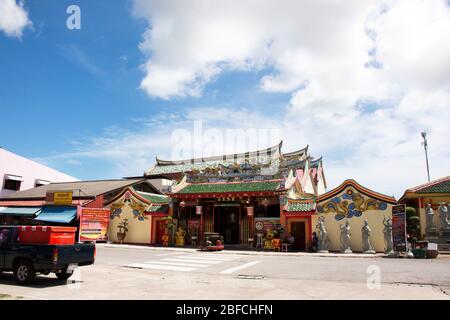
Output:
[
  {"xmin": 117, "ymin": 219, "xmax": 129, "ymax": 244},
  {"xmin": 162, "ymin": 216, "xmax": 176, "ymax": 245}
]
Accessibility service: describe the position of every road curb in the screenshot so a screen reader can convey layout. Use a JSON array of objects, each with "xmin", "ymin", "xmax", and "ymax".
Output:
[{"xmin": 97, "ymin": 243, "xmax": 388, "ymax": 258}]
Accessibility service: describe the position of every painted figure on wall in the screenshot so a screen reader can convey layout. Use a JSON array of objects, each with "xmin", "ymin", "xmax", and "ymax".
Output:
[
  {"xmin": 438, "ymin": 202, "xmax": 450, "ymax": 231},
  {"xmin": 383, "ymin": 216, "xmax": 394, "ymax": 254},
  {"xmin": 425, "ymin": 204, "xmax": 435, "ymax": 231},
  {"xmin": 316, "ymin": 216, "xmax": 329, "ymax": 252},
  {"xmin": 361, "ymin": 219, "xmax": 375, "ymax": 254},
  {"xmin": 340, "ymin": 220, "xmax": 352, "ymax": 253}
]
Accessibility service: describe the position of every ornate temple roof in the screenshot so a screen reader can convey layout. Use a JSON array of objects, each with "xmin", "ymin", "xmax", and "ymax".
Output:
[{"xmin": 145, "ymin": 141, "xmax": 313, "ymax": 177}]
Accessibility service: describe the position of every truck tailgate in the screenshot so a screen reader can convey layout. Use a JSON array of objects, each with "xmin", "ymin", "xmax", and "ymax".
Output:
[{"xmin": 54, "ymin": 243, "xmax": 95, "ymax": 266}]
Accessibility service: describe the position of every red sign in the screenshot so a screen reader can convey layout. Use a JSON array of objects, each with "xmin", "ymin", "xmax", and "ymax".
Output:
[
  {"xmin": 392, "ymin": 204, "xmax": 407, "ymax": 252},
  {"xmin": 79, "ymin": 208, "xmax": 110, "ymax": 242}
]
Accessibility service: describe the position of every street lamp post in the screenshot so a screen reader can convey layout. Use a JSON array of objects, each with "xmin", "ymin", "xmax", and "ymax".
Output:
[{"xmin": 421, "ymin": 131, "xmax": 431, "ymax": 182}]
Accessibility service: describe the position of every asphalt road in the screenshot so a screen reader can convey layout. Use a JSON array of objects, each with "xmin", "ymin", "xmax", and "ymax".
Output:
[{"xmin": 0, "ymin": 245, "xmax": 449, "ymax": 300}]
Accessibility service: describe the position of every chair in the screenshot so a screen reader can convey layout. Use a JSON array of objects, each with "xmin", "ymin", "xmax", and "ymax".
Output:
[
  {"xmin": 272, "ymin": 239, "xmax": 281, "ymax": 251},
  {"xmin": 256, "ymin": 233, "xmax": 264, "ymax": 249},
  {"xmin": 282, "ymin": 243, "xmax": 291, "ymax": 252},
  {"xmin": 191, "ymin": 236, "xmax": 198, "ymax": 247},
  {"xmin": 248, "ymin": 237, "xmax": 254, "ymax": 249}
]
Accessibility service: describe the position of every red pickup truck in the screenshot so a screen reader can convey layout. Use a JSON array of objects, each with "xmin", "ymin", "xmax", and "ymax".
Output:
[{"xmin": 0, "ymin": 226, "xmax": 95, "ymax": 285}]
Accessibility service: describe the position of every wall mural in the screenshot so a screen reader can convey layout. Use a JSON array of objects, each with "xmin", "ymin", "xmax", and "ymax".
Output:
[
  {"xmin": 316, "ymin": 188, "xmax": 388, "ymax": 221},
  {"xmin": 109, "ymin": 191, "xmax": 148, "ymax": 221}
]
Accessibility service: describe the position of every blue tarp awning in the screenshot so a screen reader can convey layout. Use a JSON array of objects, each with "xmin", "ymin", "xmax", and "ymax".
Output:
[
  {"xmin": 0, "ymin": 207, "xmax": 42, "ymax": 216},
  {"xmin": 34, "ymin": 206, "xmax": 77, "ymax": 224}
]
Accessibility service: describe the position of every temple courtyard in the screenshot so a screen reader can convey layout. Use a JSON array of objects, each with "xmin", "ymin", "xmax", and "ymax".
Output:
[{"xmin": 0, "ymin": 245, "xmax": 449, "ymax": 300}]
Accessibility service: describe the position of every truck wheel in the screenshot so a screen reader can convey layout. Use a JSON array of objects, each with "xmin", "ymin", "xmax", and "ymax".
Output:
[
  {"xmin": 14, "ymin": 260, "xmax": 36, "ymax": 285},
  {"xmin": 55, "ymin": 269, "xmax": 74, "ymax": 280}
]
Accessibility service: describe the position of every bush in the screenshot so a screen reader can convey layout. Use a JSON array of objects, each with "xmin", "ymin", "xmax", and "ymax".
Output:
[{"xmin": 406, "ymin": 207, "xmax": 420, "ymax": 241}]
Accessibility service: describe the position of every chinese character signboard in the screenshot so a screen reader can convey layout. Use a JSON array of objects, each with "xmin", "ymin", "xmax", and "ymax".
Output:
[
  {"xmin": 46, "ymin": 191, "xmax": 73, "ymax": 205},
  {"xmin": 392, "ymin": 204, "xmax": 407, "ymax": 252},
  {"xmin": 79, "ymin": 208, "xmax": 110, "ymax": 242}
]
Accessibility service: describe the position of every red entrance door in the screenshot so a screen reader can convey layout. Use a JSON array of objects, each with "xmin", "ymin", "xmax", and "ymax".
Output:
[
  {"xmin": 291, "ymin": 221, "xmax": 306, "ymax": 251},
  {"xmin": 155, "ymin": 220, "xmax": 165, "ymax": 245}
]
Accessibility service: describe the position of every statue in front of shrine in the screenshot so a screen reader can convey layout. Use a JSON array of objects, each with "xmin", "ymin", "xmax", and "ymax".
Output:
[
  {"xmin": 175, "ymin": 227, "xmax": 186, "ymax": 246},
  {"xmin": 340, "ymin": 220, "xmax": 352, "ymax": 253},
  {"xmin": 382, "ymin": 216, "xmax": 394, "ymax": 254},
  {"xmin": 438, "ymin": 202, "xmax": 450, "ymax": 231},
  {"xmin": 316, "ymin": 216, "xmax": 329, "ymax": 252},
  {"xmin": 361, "ymin": 219, "xmax": 375, "ymax": 254},
  {"xmin": 425, "ymin": 204, "xmax": 435, "ymax": 231}
]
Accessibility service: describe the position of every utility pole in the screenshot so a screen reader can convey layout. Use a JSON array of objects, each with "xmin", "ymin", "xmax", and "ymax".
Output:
[{"xmin": 421, "ymin": 131, "xmax": 431, "ymax": 182}]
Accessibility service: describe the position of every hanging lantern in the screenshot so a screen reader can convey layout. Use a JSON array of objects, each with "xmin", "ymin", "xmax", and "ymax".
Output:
[
  {"xmin": 196, "ymin": 205, "xmax": 202, "ymax": 215},
  {"xmin": 179, "ymin": 200, "xmax": 186, "ymax": 208},
  {"xmin": 247, "ymin": 206, "xmax": 254, "ymax": 216},
  {"xmin": 261, "ymin": 198, "xmax": 270, "ymax": 207}
]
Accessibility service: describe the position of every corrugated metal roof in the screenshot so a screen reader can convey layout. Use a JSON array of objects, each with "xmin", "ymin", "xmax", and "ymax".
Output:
[{"xmin": 0, "ymin": 179, "xmax": 146, "ymax": 200}]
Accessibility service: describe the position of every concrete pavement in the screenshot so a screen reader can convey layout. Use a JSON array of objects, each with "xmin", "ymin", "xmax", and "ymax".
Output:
[{"xmin": 0, "ymin": 245, "xmax": 449, "ymax": 300}]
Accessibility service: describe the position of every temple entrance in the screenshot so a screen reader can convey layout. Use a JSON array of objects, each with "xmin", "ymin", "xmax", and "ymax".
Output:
[
  {"xmin": 214, "ymin": 206, "xmax": 240, "ymax": 244},
  {"xmin": 155, "ymin": 220, "xmax": 165, "ymax": 245},
  {"xmin": 291, "ymin": 221, "xmax": 306, "ymax": 251}
]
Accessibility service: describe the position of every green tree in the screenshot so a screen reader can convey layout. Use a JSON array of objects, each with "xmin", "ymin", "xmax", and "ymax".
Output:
[{"xmin": 406, "ymin": 207, "xmax": 421, "ymax": 243}]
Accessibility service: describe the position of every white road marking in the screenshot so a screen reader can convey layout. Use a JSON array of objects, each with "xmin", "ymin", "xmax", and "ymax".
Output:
[
  {"xmin": 155, "ymin": 252, "xmax": 185, "ymax": 257},
  {"xmin": 220, "ymin": 261, "xmax": 261, "ymax": 274},
  {"xmin": 162, "ymin": 258, "xmax": 223, "ymax": 264},
  {"xmin": 126, "ymin": 263, "xmax": 196, "ymax": 272},
  {"xmin": 177, "ymin": 256, "xmax": 233, "ymax": 261},
  {"xmin": 144, "ymin": 261, "xmax": 210, "ymax": 268}
]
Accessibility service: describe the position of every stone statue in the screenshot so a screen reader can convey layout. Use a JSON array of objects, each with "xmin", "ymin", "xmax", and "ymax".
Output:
[
  {"xmin": 315, "ymin": 216, "xmax": 329, "ymax": 252},
  {"xmin": 382, "ymin": 216, "xmax": 394, "ymax": 254},
  {"xmin": 361, "ymin": 219, "xmax": 375, "ymax": 254},
  {"xmin": 438, "ymin": 202, "xmax": 450, "ymax": 231},
  {"xmin": 425, "ymin": 204, "xmax": 435, "ymax": 231},
  {"xmin": 340, "ymin": 220, "xmax": 352, "ymax": 253}
]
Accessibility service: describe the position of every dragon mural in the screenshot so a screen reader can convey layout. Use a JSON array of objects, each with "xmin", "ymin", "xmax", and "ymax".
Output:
[
  {"xmin": 316, "ymin": 188, "xmax": 388, "ymax": 221},
  {"xmin": 109, "ymin": 191, "xmax": 148, "ymax": 221}
]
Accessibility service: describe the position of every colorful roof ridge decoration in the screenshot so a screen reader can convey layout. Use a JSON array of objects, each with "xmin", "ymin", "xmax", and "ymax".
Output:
[
  {"xmin": 405, "ymin": 175, "xmax": 450, "ymax": 194},
  {"xmin": 155, "ymin": 141, "xmax": 283, "ymax": 166},
  {"xmin": 172, "ymin": 179, "xmax": 284, "ymax": 195},
  {"xmin": 316, "ymin": 179, "xmax": 397, "ymax": 204},
  {"xmin": 145, "ymin": 141, "xmax": 316, "ymax": 176}
]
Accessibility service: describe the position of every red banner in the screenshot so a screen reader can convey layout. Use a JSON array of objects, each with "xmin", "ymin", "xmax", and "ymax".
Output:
[{"xmin": 79, "ymin": 208, "xmax": 110, "ymax": 242}]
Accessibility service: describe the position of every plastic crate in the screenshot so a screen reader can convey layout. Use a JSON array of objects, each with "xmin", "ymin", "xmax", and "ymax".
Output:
[
  {"xmin": 412, "ymin": 248, "xmax": 427, "ymax": 259},
  {"xmin": 19, "ymin": 226, "xmax": 77, "ymax": 245}
]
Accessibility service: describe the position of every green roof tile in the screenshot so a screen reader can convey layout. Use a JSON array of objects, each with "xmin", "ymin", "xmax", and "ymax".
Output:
[
  {"xmin": 416, "ymin": 180, "xmax": 450, "ymax": 194},
  {"xmin": 146, "ymin": 204, "xmax": 169, "ymax": 213},
  {"xmin": 175, "ymin": 180, "xmax": 282, "ymax": 194},
  {"xmin": 134, "ymin": 190, "xmax": 169, "ymax": 203},
  {"xmin": 285, "ymin": 201, "xmax": 315, "ymax": 212}
]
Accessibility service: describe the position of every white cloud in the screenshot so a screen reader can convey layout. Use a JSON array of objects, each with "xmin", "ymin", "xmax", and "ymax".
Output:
[
  {"xmin": 0, "ymin": 0, "xmax": 31, "ymax": 38},
  {"xmin": 44, "ymin": 0, "xmax": 450, "ymax": 198}
]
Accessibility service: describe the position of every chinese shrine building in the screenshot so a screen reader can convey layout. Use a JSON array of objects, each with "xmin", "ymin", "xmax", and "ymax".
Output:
[{"xmin": 144, "ymin": 141, "xmax": 327, "ymax": 250}]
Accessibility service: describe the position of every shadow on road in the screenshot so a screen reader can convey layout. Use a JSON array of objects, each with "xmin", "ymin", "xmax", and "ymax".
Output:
[{"xmin": 0, "ymin": 272, "xmax": 83, "ymax": 288}]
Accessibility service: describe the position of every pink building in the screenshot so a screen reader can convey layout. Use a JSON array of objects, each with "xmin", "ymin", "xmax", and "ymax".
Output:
[{"xmin": 0, "ymin": 147, "xmax": 78, "ymax": 197}]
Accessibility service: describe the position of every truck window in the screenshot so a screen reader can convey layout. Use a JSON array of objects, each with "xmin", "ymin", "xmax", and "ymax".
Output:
[{"xmin": 0, "ymin": 229, "xmax": 10, "ymax": 246}]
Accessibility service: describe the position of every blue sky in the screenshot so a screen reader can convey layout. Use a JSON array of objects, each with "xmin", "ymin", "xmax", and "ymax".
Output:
[
  {"xmin": 1, "ymin": 0, "xmax": 449, "ymax": 197},
  {"xmin": 0, "ymin": 1, "xmax": 291, "ymax": 180}
]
